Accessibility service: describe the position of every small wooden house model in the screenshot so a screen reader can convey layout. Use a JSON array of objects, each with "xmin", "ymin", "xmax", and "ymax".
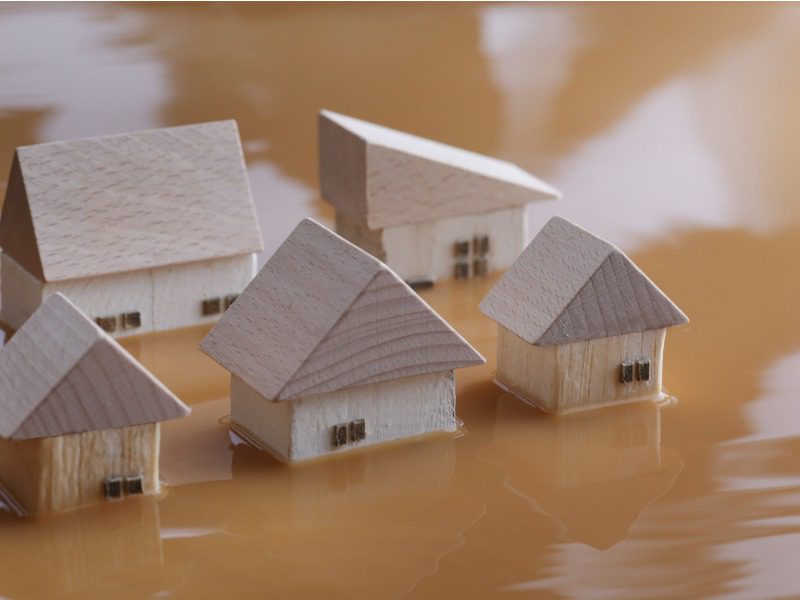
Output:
[
  {"xmin": 0, "ymin": 121, "xmax": 263, "ymax": 337},
  {"xmin": 480, "ymin": 217, "xmax": 688, "ymax": 413},
  {"xmin": 0, "ymin": 293, "xmax": 190, "ymax": 515},
  {"xmin": 200, "ymin": 218, "xmax": 484, "ymax": 463},
  {"xmin": 318, "ymin": 110, "xmax": 560, "ymax": 286}
]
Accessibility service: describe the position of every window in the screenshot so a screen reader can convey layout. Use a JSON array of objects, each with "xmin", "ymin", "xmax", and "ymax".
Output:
[
  {"xmin": 636, "ymin": 359, "xmax": 651, "ymax": 382},
  {"xmin": 350, "ymin": 419, "xmax": 366, "ymax": 442},
  {"xmin": 332, "ymin": 423, "xmax": 349, "ymax": 447},
  {"xmin": 619, "ymin": 361, "xmax": 634, "ymax": 384},
  {"xmin": 120, "ymin": 312, "xmax": 141, "ymax": 330},
  {"xmin": 202, "ymin": 297, "xmax": 222, "ymax": 316},
  {"xmin": 620, "ymin": 358, "xmax": 652, "ymax": 384},
  {"xmin": 125, "ymin": 475, "xmax": 144, "ymax": 495},
  {"xmin": 473, "ymin": 235, "xmax": 489, "ymax": 256},
  {"xmin": 104, "ymin": 476, "xmax": 123, "ymax": 499},
  {"xmin": 454, "ymin": 240, "xmax": 470, "ymax": 257},
  {"xmin": 202, "ymin": 294, "xmax": 241, "ymax": 316},
  {"xmin": 95, "ymin": 316, "xmax": 117, "ymax": 333},
  {"xmin": 224, "ymin": 294, "xmax": 239, "ymax": 310},
  {"xmin": 454, "ymin": 261, "xmax": 470, "ymax": 279},
  {"xmin": 453, "ymin": 236, "xmax": 491, "ymax": 279},
  {"xmin": 331, "ymin": 419, "xmax": 367, "ymax": 447}
]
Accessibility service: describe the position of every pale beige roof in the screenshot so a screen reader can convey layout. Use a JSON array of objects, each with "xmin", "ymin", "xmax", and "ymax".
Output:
[
  {"xmin": 201, "ymin": 218, "xmax": 485, "ymax": 401},
  {"xmin": 0, "ymin": 120, "xmax": 263, "ymax": 282},
  {"xmin": 0, "ymin": 293, "xmax": 190, "ymax": 440},
  {"xmin": 480, "ymin": 217, "xmax": 688, "ymax": 345},
  {"xmin": 319, "ymin": 110, "xmax": 560, "ymax": 229}
]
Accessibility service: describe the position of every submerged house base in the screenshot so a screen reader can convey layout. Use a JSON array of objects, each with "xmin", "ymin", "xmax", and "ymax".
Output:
[
  {"xmin": 231, "ymin": 372, "xmax": 457, "ymax": 463},
  {"xmin": 336, "ymin": 206, "xmax": 526, "ymax": 284},
  {"xmin": 1, "ymin": 253, "xmax": 256, "ymax": 337}
]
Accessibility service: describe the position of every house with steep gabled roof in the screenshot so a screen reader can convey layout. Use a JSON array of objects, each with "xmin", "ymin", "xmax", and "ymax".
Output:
[
  {"xmin": 0, "ymin": 293, "xmax": 190, "ymax": 515},
  {"xmin": 318, "ymin": 110, "xmax": 560, "ymax": 287},
  {"xmin": 0, "ymin": 120, "xmax": 263, "ymax": 337},
  {"xmin": 201, "ymin": 218, "xmax": 485, "ymax": 463},
  {"xmin": 480, "ymin": 217, "xmax": 688, "ymax": 413}
]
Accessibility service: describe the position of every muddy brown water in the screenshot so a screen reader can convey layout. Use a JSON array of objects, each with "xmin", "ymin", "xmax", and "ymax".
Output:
[{"xmin": 0, "ymin": 3, "xmax": 798, "ymax": 598}]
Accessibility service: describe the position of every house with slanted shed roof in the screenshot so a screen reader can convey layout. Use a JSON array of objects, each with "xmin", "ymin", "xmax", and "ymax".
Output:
[
  {"xmin": 480, "ymin": 217, "xmax": 688, "ymax": 413},
  {"xmin": 0, "ymin": 120, "xmax": 263, "ymax": 337},
  {"xmin": 318, "ymin": 110, "xmax": 560, "ymax": 286},
  {"xmin": 200, "ymin": 218, "xmax": 485, "ymax": 463},
  {"xmin": 0, "ymin": 293, "xmax": 190, "ymax": 515}
]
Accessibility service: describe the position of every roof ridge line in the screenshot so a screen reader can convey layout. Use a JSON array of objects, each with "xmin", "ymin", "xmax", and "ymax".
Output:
[
  {"xmin": 273, "ymin": 270, "xmax": 384, "ymax": 401},
  {"xmin": 534, "ymin": 250, "xmax": 615, "ymax": 345},
  {"xmin": 9, "ymin": 343, "xmax": 96, "ymax": 439}
]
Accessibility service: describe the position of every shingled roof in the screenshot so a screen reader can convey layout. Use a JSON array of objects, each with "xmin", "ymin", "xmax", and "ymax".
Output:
[
  {"xmin": 201, "ymin": 218, "xmax": 484, "ymax": 401},
  {"xmin": 0, "ymin": 294, "xmax": 190, "ymax": 440},
  {"xmin": 319, "ymin": 110, "xmax": 560, "ymax": 229},
  {"xmin": 0, "ymin": 120, "xmax": 263, "ymax": 282},
  {"xmin": 480, "ymin": 217, "xmax": 688, "ymax": 346}
]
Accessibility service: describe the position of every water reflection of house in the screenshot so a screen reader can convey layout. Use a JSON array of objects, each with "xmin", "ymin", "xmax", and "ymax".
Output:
[
  {"xmin": 0, "ymin": 497, "xmax": 164, "ymax": 596},
  {"xmin": 482, "ymin": 397, "xmax": 683, "ymax": 549},
  {"xmin": 238, "ymin": 435, "xmax": 485, "ymax": 598},
  {"xmin": 152, "ymin": 434, "xmax": 484, "ymax": 599}
]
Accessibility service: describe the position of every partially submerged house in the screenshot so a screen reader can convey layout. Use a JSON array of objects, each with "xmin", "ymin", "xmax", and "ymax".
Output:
[
  {"xmin": 318, "ymin": 110, "xmax": 560, "ymax": 285},
  {"xmin": 0, "ymin": 120, "xmax": 263, "ymax": 337},
  {"xmin": 200, "ymin": 218, "xmax": 484, "ymax": 463},
  {"xmin": 480, "ymin": 217, "xmax": 689, "ymax": 413},
  {"xmin": 0, "ymin": 293, "xmax": 190, "ymax": 515}
]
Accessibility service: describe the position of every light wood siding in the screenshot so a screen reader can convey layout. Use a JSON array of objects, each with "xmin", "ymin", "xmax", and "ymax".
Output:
[
  {"xmin": 496, "ymin": 326, "xmax": 666, "ymax": 413},
  {"xmin": 0, "ymin": 423, "xmax": 159, "ymax": 514}
]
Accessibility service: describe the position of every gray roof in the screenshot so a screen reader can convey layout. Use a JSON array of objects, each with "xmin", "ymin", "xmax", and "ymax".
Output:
[
  {"xmin": 0, "ymin": 120, "xmax": 263, "ymax": 281},
  {"xmin": 480, "ymin": 217, "xmax": 688, "ymax": 345},
  {"xmin": 201, "ymin": 219, "xmax": 484, "ymax": 400},
  {"xmin": 0, "ymin": 294, "xmax": 189, "ymax": 440}
]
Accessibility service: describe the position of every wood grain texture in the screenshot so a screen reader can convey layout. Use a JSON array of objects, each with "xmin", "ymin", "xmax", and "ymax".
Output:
[
  {"xmin": 496, "ymin": 325, "xmax": 665, "ymax": 413},
  {"xmin": 0, "ymin": 293, "xmax": 189, "ymax": 440},
  {"xmin": 318, "ymin": 110, "xmax": 560, "ymax": 230},
  {"xmin": 201, "ymin": 218, "xmax": 484, "ymax": 401},
  {"xmin": 0, "ymin": 423, "xmax": 158, "ymax": 514},
  {"xmin": 335, "ymin": 213, "xmax": 385, "ymax": 260},
  {"xmin": 381, "ymin": 205, "xmax": 526, "ymax": 282},
  {"xmin": 319, "ymin": 111, "xmax": 367, "ymax": 224},
  {"xmin": 281, "ymin": 270, "xmax": 483, "ymax": 399},
  {"xmin": 1, "ymin": 252, "xmax": 255, "ymax": 337},
  {"xmin": 481, "ymin": 216, "xmax": 688, "ymax": 345},
  {"xmin": 0, "ymin": 120, "xmax": 263, "ymax": 282},
  {"xmin": 232, "ymin": 371, "xmax": 456, "ymax": 463},
  {"xmin": 150, "ymin": 253, "xmax": 256, "ymax": 331},
  {"xmin": 230, "ymin": 375, "xmax": 292, "ymax": 461}
]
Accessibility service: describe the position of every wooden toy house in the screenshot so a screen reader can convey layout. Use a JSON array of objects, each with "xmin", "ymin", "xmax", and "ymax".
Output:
[
  {"xmin": 0, "ymin": 120, "xmax": 263, "ymax": 337},
  {"xmin": 480, "ymin": 217, "xmax": 688, "ymax": 413},
  {"xmin": 318, "ymin": 110, "xmax": 560, "ymax": 285},
  {"xmin": 201, "ymin": 218, "xmax": 484, "ymax": 463},
  {"xmin": 0, "ymin": 293, "xmax": 190, "ymax": 515}
]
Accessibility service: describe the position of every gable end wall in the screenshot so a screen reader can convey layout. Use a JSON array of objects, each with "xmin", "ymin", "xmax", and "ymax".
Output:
[{"xmin": 496, "ymin": 326, "xmax": 666, "ymax": 413}]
